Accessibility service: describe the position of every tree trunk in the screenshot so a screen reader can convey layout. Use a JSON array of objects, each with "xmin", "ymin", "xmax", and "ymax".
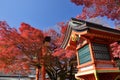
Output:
[
  {"xmin": 41, "ymin": 63, "xmax": 46, "ymax": 80},
  {"xmin": 36, "ymin": 67, "xmax": 40, "ymax": 80}
]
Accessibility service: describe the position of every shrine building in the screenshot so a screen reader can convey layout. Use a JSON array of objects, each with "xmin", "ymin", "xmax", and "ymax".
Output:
[{"xmin": 61, "ymin": 18, "xmax": 120, "ymax": 80}]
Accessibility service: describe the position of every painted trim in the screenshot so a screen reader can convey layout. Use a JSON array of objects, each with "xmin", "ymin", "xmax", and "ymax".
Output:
[
  {"xmin": 94, "ymin": 70, "xmax": 99, "ymax": 80},
  {"xmin": 97, "ymin": 70, "xmax": 120, "ymax": 73},
  {"xmin": 75, "ymin": 70, "xmax": 95, "ymax": 76},
  {"xmin": 80, "ymin": 65, "xmax": 94, "ymax": 71},
  {"xmin": 89, "ymin": 27, "xmax": 120, "ymax": 35}
]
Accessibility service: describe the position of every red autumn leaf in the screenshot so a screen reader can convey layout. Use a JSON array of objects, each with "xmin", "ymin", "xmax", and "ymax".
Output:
[{"xmin": 71, "ymin": 0, "xmax": 120, "ymax": 21}]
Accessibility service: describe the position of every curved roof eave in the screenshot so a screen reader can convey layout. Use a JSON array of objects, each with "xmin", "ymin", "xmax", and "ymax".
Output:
[
  {"xmin": 61, "ymin": 18, "xmax": 120, "ymax": 49},
  {"xmin": 60, "ymin": 20, "xmax": 88, "ymax": 49}
]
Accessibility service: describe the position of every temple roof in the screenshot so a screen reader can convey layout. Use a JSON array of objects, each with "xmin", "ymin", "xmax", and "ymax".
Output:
[
  {"xmin": 70, "ymin": 18, "xmax": 120, "ymax": 34},
  {"xmin": 61, "ymin": 18, "xmax": 120, "ymax": 48}
]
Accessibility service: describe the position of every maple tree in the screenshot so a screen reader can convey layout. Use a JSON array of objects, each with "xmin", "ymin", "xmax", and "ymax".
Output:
[
  {"xmin": 48, "ymin": 22, "xmax": 77, "ymax": 80},
  {"xmin": 71, "ymin": 0, "xmax": 120, "ymax": 20},
  {"xmin": 0, "ymin": 21, "xmax": 53, "ymax": 80},
  {"xmin": 0, "ymin": 20, "xmax": 77, "ymax": 80},
  {"xmin": 110, "ymin": 42, "xmax": 120, "ymax": 58},
  {"xmin": 43, "ymin": 54, "xmax": 77, "ymax": 80},
  {"xmin": 34, "ymin": 22, "xmax": 77, "ymax": 80}
]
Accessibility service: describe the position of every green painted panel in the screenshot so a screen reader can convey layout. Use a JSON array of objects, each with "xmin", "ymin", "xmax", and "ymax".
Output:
[{"xmin": 78, "ymin": 45, "xmax": 91, "ymax": 64}]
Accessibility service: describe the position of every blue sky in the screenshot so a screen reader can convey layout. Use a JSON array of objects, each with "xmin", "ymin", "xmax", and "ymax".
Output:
[{"xmin": 0, "ymin": 0, "xmax": 114, "ymax": 30}]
